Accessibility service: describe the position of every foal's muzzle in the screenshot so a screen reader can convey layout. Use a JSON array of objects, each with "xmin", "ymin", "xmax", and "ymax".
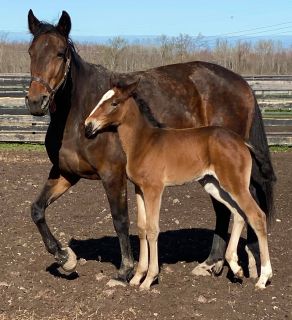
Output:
[
  {"xmin": 25, "ymin": 94, "xmax": 50, "ymax": 116},
  {"xmin": 84, "ymin": 122, "xmax": 95, "ymax": 138}
]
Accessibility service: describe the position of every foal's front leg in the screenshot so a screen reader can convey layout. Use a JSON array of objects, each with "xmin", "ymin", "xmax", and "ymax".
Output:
[
  {"xmin": 130, "ymin": 187, "xmax": 148, "ymax": 286},
  {"xmin": 139, "ymin": 186, "xmax": 163, "ymax": 290},
  {"xmin": 31, "ymin": 166, "xmax": 79, "ymax": 271}
]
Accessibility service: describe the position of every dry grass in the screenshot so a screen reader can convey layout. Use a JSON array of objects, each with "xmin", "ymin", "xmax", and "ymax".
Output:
[{"xmin": 1, "ymin": 37, "xmax": 292, "ymax": 74}]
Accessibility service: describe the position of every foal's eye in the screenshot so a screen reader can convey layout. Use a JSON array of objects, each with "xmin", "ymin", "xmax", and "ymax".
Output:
[{"xmin": 111, "ymin": 102, "xmax": 119, "ymax": 107}]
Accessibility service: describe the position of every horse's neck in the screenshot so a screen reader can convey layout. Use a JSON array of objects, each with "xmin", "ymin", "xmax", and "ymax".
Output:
[
  {"xmin": 68, "ymin": 54, "xmax": 111, "ymax": 115},
  {"xmin": 118, "ymin": 99, "xmax": 154, "ymax": 158}
]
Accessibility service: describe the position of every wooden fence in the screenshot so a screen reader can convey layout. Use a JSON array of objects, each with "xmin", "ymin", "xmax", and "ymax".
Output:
[{"xmin": 0, "ymin": 74, "xmax": 292, "ymax": 145}]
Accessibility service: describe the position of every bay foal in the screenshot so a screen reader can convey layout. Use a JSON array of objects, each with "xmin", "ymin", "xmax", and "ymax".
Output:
[{"xmin": 84, "ymin": 80, "xmax": 272, "ymax": 290}]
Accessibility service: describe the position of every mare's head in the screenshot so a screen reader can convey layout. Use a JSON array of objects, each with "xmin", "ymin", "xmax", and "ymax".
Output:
[
  {"xmin": 84, "ymin": 80, "xmax": 139, "ymax": 138},
  {"xmin": 26, "ymin": 10, "xmax": 72, "ymax": 116}
]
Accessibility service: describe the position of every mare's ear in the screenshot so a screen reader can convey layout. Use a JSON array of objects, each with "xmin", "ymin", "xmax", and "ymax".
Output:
[
  {"xmin": 56, "ymin": 11, "xmax": 71, "ymax": 38},
  {"xmin": 124, "ymin": 78, "xmax": 140, "ymax": 97},
  {"xmin": 28, "ymin": 9, "xmax": 41, "ymax": 35}
]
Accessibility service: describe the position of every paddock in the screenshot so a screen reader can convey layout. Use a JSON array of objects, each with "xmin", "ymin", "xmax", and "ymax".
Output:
[{"xmin": 0, "ymin": 148, "xmax": 291, "ymax": 320}]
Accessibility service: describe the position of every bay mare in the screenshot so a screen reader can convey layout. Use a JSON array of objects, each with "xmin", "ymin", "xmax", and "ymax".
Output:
[
  {"xmin": 25, "ymin": 10, "xmax": 275, "ymax": 280},
  {"xmin": 84, "ymin": 80, "xmax": 273, "ymax": 290}
]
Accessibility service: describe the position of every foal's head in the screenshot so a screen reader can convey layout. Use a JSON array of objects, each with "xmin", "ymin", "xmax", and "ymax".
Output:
[
  {"xmin": 84, "ymin": 80, "xmax": 139, "ymax": 138},
  {"xmin": 26, "ymin": 10, "xmax": 72, "ymax": 116}
]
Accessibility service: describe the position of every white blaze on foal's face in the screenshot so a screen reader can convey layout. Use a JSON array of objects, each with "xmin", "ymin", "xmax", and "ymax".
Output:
[{"xmin": 89, "ymin": 89, "xmax": 115, "ymax": 117}]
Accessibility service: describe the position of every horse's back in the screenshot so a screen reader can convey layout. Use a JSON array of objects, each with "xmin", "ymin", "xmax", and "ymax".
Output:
[{"xmin": 130, "ymin": 61, "xmax": 255, "ymax": 138}]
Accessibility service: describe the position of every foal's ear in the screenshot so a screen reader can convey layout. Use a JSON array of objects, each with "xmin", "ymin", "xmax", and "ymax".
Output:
[
  {"xmin": 109, "ymin": 73, "xmax": 118, "ymax": 88},
  {"xmin": 28, "ymin": 9, "xmax": 41, "ymax": 35},
  {"xmin": 124, "ymin": 79, "xmax": 140, "ymax": 97},
  {"xmin": 56, "ymin": 11, "xmax": 71, "ymax": 38}
]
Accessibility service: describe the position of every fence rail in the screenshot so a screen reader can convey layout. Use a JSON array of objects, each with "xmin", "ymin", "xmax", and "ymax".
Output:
[{"xmin": 0, "ymin": 74, "xmax": 292, "ymax": 145}]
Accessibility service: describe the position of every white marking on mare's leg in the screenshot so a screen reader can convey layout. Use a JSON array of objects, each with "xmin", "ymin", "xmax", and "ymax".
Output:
[
  {"xmin": 192, "ymin": 260, "xmax": 224, "ymax": 276},
  {"xmin": 61, "ymin": 247, "xmax": 77, "ymax": 272}
]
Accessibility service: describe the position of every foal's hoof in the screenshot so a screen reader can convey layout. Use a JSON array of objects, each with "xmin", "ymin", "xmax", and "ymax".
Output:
[
  {"xmin": 61, "ymin": 247, "xmax": 77, "ymax": 272},
  {"xmin": 129, "ymin": 273, "xmax": 144, "ymax": 286}
]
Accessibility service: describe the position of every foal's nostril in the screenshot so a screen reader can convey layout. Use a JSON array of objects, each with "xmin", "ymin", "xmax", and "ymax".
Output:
[{"xmin": 85, "ymin": 122, "xmax": 94, "ymax": 138}]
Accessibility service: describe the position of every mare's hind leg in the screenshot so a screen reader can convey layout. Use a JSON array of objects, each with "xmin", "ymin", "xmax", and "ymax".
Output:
[
  {"xmin": 244, "ymin": 184, "xmax": 261, "ymax": 279},
  {"xmin": 192, "ymin": 198, "xmax": 230, "ymax": 276},
  {"xmin": 101, "ymin": 171, "xmax": 134, "ymax": 281},
  {"xmin": 130, "ymin": 187, "xmax": 148, "ymax": 286},
  {"xmin": 31, "ymin": 166, "xmax": 79, "ymax": 272}
]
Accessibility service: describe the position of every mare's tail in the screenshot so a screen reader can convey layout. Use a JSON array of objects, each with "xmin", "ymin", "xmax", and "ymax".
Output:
[{"xmin": 248, "ymin": 94, "xmax": 276, "ymax": 223}]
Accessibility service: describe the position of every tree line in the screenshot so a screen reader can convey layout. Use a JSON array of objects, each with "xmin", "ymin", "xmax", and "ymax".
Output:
[{"xmin": 1, "ymin": 34, "xmax": 292, "ymax": 74}]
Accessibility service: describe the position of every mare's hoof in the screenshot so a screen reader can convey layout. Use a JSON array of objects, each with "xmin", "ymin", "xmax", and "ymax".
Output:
[
  {"xmin": 235, "ymin": 267, "xmax": 244, "ymax": 279},
  {"xmin": 61, "ymin": 247, "xmax": 77, "ymax": 272},
  {"xmin": 116, "ymin": 267, "xmax": 135, "ymax": 283},
  {"xmin": 192, "ymin": 260, "xmax": 224, "ymax": 276}
]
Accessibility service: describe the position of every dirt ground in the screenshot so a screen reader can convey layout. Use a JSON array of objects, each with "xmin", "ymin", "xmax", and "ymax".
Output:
[{"xmin": 0, "ymin": 149, "xmax": 291, "ymax": 320}]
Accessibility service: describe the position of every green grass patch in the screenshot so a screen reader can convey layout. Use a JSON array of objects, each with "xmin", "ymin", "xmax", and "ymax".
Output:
[
  {"xmin": 269, "ymin": 145, "xmax": 292, "ymax": 152},
  {"xmin": 263, "ymin": 108, "xmax": 292, "ymax": 113},
  {"xmin": 0, "ymin": 142, "xmax": 45, "ymax": 151}
]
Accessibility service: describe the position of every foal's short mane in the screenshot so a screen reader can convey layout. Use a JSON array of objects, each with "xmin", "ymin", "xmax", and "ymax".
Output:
[{"xmin": 114, "ymin": 79, "xmax": 164, "ymax": 128}]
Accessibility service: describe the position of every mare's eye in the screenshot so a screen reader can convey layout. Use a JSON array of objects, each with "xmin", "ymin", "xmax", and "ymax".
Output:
[
  {"xmin": 57, "ymin": 52, "xmax": 65, "ymax": 58},
  {"xmin": 111, "ymin": 102, "xmax": 119, "ymax": 107}
]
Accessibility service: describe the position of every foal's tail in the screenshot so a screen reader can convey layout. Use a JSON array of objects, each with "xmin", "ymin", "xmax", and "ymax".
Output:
[{"xmin": 248, "ymin": 94, "xmax": 276, "ymax": 223}]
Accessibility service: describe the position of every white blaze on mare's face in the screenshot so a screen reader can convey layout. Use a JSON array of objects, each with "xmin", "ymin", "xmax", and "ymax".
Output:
[{"xmin": 89, "ymin": 89, "xmax": 115, "ymax": 117}]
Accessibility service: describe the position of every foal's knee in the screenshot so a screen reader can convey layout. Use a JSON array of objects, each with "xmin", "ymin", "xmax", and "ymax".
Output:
[
  {"xmin": 146, "ymin": 226, "xmax": 159, "ymax": 241},
  {"xmin": 31, "ymin": 202, "xmax": 45, "ymax": 224}
]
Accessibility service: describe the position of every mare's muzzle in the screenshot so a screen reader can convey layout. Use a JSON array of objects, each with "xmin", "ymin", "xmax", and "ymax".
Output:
[{"xmin": 25, "ymin": 94, "xmax": 50, "ymax": 116}]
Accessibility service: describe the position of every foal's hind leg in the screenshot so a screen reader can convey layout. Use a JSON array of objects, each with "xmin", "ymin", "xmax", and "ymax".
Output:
[
  {"xmin": 236, "ymin": 193, "xmax": 272, "ymax": 289},
  {"xmin": 130, "ymin": 187, "xmax": 148, "ymax": 286},
  {"xmin": 31, "ymin": 166, "xmax": 79, "ymax": 272},
  {"xmin": 244, "ymin": 184, "xmax": 261, "ymax": 279},
  {"xmin": 225, "ymin": 213, "xmax": 245, "ymax": 278}
]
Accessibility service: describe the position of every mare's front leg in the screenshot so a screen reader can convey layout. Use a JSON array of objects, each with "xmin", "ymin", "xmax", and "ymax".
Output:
[
  {"xmin": 192, "ymin": 198, "xmax": 230, "ymax": 276},
  {"xmin": 101, "ymin": 170, "xmax": 134, "ymax": 281},
  {"xmin": 31, "ymin": 166, "xmax": 79, "ymax": 271}
]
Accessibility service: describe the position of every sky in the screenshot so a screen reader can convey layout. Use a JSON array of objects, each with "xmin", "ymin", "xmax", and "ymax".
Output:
[{"xmin": 1, "ymin": 0, "xmax": 292, "ymax": 39}]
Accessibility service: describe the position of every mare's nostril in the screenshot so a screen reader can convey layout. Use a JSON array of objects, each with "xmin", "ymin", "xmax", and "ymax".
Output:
[
  {"xmin": 25, "ymin": 96, "xmax": 29, "ymax": 108},
  {"xmin": 85, "ymin": 122, "xmax": 93, "ymax": 138}
]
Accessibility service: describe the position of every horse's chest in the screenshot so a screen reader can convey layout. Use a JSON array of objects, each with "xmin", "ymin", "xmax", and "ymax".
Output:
[{"xmin": 58, "ymin": 146, "xmax": 80, "ymax": 174}]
